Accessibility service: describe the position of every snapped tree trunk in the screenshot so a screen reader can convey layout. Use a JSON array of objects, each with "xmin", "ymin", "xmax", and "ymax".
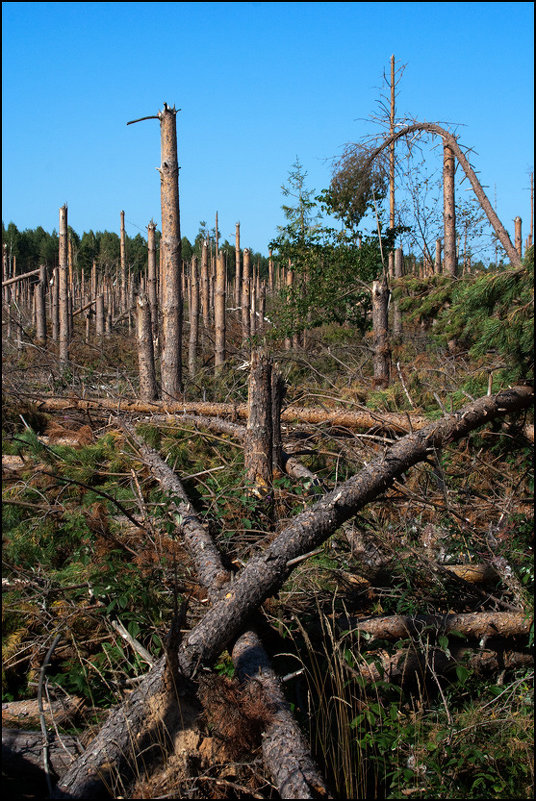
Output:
[
  {"xmin": 214, "ymin": 251, "xmax": 226, "ymax": 371},
  {"xmin": 58, "ymin": 205, "xmax": 69, "ymax": 367},
  {"xmin": 443, "ymin": 143, "xmax": 457, "ymax": 276},
  {"xmin": 147, "ymin": 220, "xmax": 159, "ymax": 348},
  {"xmin": 200, "ymin": 239, "xmax": 210, "ymax": 330},
  {"xmin": 372, "ymin": 277, "xmax": 391, "ymax": 388},
  {"xmin": 234, "ymin": 222, "xmax": 241, "ymax": 308},
  {"xmin": 188, "ymin": 256, "xmax": 199, "ymax": 377},
  {"xmin": 136, "ymin": 293, "xmax": 158, "ymax": 401},
  {"xmin": 241, "ymin": 248, "xmax": 251, "ymax": 344},
  {"xmin": 35, "ymin": 265, "xmax": 47, "ymax": 345},
  {"xmin": 245, "ymin": 349, "xmax": 273, "ymax": 495},
  {"xmin": 158, "ymin": 104, "xmax": 183, "ymax": 398}
]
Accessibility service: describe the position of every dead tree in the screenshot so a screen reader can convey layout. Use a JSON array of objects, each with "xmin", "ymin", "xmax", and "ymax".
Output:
[
  {"xmin": 188, "ymin": 255, "xmax": 199, "ymax": 377},
  {"xmin": 515, "ymin": 216, "xmax": 522, "ymax": 258},
  {"xmin": 35, "ymin": 265, "xmax": 47, "ymax": 345},
  {"xmin": 245, "ymin": 350, "xmax": 273, "ymax": 495},
  {"xmin": 443, "ymin": 142, "xmax": 457, "ymax": 275},
  {"xmin": 214, "ymin": 251, "xmax": 226, "ymax": 371},
  {"xmin": 58, "ymin": 205, "xmax": 69, "ymax": 367},
  {"xmin": 372, "ymin": 276, "xmax": 391, "ymax": 387},
  {"xmin": 365, "ymin": 122, "xmax": 522, "ymax": 268},
  {"xmin": 136, "ymin": 293, "xmax": 158, "ymax": 401},
  {"xmin": 241, "ymin": 247, "xmax": 251, "ymax": 343},
  {"xmin": 233, "ymin": 222, "xmax": 241, "ymax": 308},
  {"xmin": 128, "ymin": 103, "xmax": 183, "ymax": 397},
  {"xmin": 120, "ymin": 210, "xmax": 127, "ymax": 312}
]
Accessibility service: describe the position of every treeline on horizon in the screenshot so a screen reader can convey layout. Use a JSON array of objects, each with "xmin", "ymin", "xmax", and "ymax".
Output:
[
  {"xmin": 2, "ymin": 219, "xmax": 501, "ymax": 284},
  {"xmin": 1, "ymin": 220, "xmax": 271, "ymax": 281}
]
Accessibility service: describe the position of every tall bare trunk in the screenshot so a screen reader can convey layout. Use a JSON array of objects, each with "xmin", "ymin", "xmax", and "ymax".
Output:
[
  {"xmin": 136, "ymin": 293, "xmax": 158, "ymax": 401},
  {"xmin": 268, "ymin": 250, "xmax": 274, "ymax": 292},
  {"xmin": 388, "ymin": 53, "xmax": 396, "ymax": 276},
  {"xmin": 158, "ymin": 104, "xmax": 182, "ymax": 398},
  {"xmin": 241, "ymin": 248, "xmax": 251, "ymax": 344},
  {"xmin": 271, "ymin": 368, "xmax": 286, "ymax": 474},
  {"xmin": 35, "ymin": 265, "xmax": 47, "ymax": 345},
  {"xmin": 120, "ymin": 210, "xmax": 127, "ymax": 312},
  {"xmin": 514, "ymin": 216, "xmax": 522, "ymax": 258},
  {"xmin": 372, "ymin": 277, "xmax": 391, "ymax": 388},
  {"xmin": 201, "ymin": 239, "xmax": 210, "ymax": 329},
  {"xmin": 58, "ymin": 205, "xmax": 69, "ymax": 367},
  {"xmin": 188, "ymin": 256, "xmax": 199, "ymax": 377},
  {"xmin": 434, "ymin": 238, "xmax": 442, "ymax": 273},
  {"xmin": 214, "ymin": 251, "xmax": 226, "ymax": 371},
  {"xmin": 147, "ymin": 220, "xmax": 159, "ymax": 349},
  {"xmin": 234, "ymin": 222, "xmax": 241, "ymax": 308},
  {"xmin": 392, "ymin": 248, "xmax": 403, "ymax": 338},
  {"xmin": 443, "ymin": 143, "xmax": 457, "ymax": 276}
]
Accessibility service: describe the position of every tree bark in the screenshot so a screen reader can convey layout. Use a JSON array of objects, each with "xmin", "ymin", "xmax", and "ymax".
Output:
[
  {"xmin": 35, "ymin": 265, "xmax": 47, "ymax": 345},
  {"xmin": 147, "ymin": 220, "xmax": 159, "ymax": 348},
  {"xmin": 214, "ymin": 251, "xmax": 226, "ymax": 371},
  {"xmin": 345, "ymin": 610, "xmax": 531, "ymax": 641},
  {"xmin": 245, "ymin": 350, "xmax": 273, "ymax": 494},
  {"xmin": 200, "ymin": 239, "xmax": 210, "ymax": 330},
  {"xmin": 58, "ymin": 205, "xmax": 69, "ymax": 367},
  {"xmin": 136, "ymin": 293, "xmax": 158, "ymax": 401},
  {"xmin": 234, "ymin": 222, "xmax": 241, "ymax": 308},
  {"xmin": 514, "ymin": 216, "xmax": 522, "ymax": 258},
  {"xmin": 158, "ymin": 104, "xmax": 182, "ymax": 398},
  {"xmin": 188, "ymin": 255, "xmax": 199, "ymax": 377},
  {"xmin": 372, "ymin": 277, "xmax": 391, "ymax": 388},
  {"xmin": 176, "ymin": 386, "xmax": 533, "ymax": 676},
  {"xmin": 443, "ymin": 143, "xmax": 457, "ymax": 276},
  {"xmin": 241, "ymin": 248, "xmax": 251, "ymax": 343}
]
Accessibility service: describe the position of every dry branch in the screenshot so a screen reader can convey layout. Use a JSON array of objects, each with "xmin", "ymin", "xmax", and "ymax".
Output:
[
  {"xmin": 345, "ymin": 611, "xmax": 532, "ymax": 641},
  {"xmin": 54, "ymin": 385, "xmax": 533, "ymax": 798}
]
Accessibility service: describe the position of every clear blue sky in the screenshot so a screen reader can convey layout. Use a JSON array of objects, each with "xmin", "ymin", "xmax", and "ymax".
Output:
[{"xmin": 2, "ymin": 1, "xmax": 534, "ymax": 256}]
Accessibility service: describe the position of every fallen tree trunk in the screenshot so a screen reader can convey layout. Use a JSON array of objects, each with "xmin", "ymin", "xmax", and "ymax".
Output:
[
  {"xmin": 121, "ymin": 419, "xmax": 331, "ymax": 799},
  {"xmin": 26, "ymin": 394, "xmax": 536, "ymax": 441},
  {"xmin": 344, "ymin": 611, "xmax": 532, "ymax": 642},
  {"xmin": 53, "ymin": 385, "xmax": 533, "ymax": 798},
  {"xmin": 2, "ymin": 728, "xmax": 82, "ymax": 779},
  {"xmin": 353, "ymin": 645, "xmax": 534, "ymax": 687},
  {"xmin": 30, "ymin": 395, "xmax": 432, "ymax": 433},
  {"xmin": 176, "ymin": 386, "xmax": 533, "ymax": 676}
]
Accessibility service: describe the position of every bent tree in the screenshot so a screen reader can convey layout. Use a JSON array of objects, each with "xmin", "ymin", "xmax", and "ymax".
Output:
[{"xmin": 365, "ymin": 121, "xmax": 522, "ymax": 270}]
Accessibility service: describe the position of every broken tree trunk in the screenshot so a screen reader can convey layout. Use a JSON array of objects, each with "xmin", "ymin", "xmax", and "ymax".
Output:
[
  {"xmin": 245, "ymin": 350, "xmax": 273, "ymax": 495},
  {"xmin": 53, "ymin": 387, "xmax": 532, "ymax": 798},
  {"xmin": 372, "ymin": 276, "xmax": 391, "ymax": 388},
  {"xmin": 158, "ymin": 104, "xmax": 183, "ymax": 397},
  {"xmin": 117, "ymin": 420, "xmax": 331, "ymax": 800},
  {"xmin": 214, "ymin": 251, "xmax": 226, "ymax": 371},
  {"xmin": 136, "ymin": 293, "xmax": 158, "ymax": 401},
  {"xmin": 345, "ymin": 610, "xmax": 532, "ymax": 641},
  {"xmin": 58, "ymin": 205, "xmax": 69, "ymax": 367}
]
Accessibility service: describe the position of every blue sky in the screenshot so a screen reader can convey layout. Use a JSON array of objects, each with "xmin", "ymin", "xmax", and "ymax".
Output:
[{"xmin": 2, "ymin": 1, "xmax": 534, "ymax": 256}]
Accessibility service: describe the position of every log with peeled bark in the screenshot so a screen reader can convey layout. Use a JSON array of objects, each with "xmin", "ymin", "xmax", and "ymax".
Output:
[
  {"xmin": 344, "ymin": 611, "xmax": 532, "ymax": 642},
  {"xmin": 54, "ymin": 385, "xmax": 533, "ymax": 798},
  {"xmin": 26, "ymin": 394, "xmax": 535, "ymax": 441}
]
